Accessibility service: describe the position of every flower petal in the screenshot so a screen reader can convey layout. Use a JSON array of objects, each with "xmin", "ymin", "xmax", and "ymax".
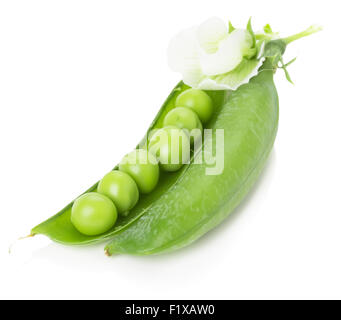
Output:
[
  {"xmin": 196, "ymin": 78, "xmax": 231, "ymax": 90},
  {"xmin": 182, "ymin": 66, "xmax": 204, "ymax": 88},
  {"xmin": 167, "ymin": 27, "xmax": 200, "ymax": 73},
  {"xmin": 202, "ymin": 58, "xmax": 265, "ymax": 90},
  {"xmin": 167, "ymin": 18, "xmax": 264, "ymax": 91},
  {"xmin": 196, "ymin": 17, "xmax": 228, "ymax": 54},
  {"xmin": 199, "ymin": 29, "xmax": 252, "ymax": 76}
]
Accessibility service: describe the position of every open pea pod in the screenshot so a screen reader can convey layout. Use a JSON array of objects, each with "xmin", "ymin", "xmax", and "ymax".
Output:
[
  {"xmin": 105, "ymin": 59, "xmax": 279, "ymax": 255},
  {"xmin": 104, "ymin": 26, "xmax": 322, "ymax": 255},
  {"xmin": 31, "ymin": 82, "xmax": 226, "ymax": 245},
  {"xmin": 32, "ymin": 26, "xmax": 320, "ymax": 251}
]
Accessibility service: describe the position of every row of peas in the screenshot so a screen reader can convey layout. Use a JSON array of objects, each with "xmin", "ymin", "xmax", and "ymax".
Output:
[{"xmin": 70, "ymin": 89, "xmax": 214, "ymax": 236}]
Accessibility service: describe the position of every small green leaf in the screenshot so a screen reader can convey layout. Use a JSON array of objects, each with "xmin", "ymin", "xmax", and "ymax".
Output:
[
  {"xmin": 263, "ymin": 24, "xmax": 273, "ymax": 34},
  {"xmin": 247, "ymin": 18, "xmax": 256, "ymax": 48},
  {"xmin": 279, "ymin": 58, "xmax": 294, "ymax": 84},
  {"xmin": 228, "ymin": 21, "xmax": 235, "ymax": 33},
  {"xmin": 282, "ymin": 57, "xmax": 297, "ymax": 68},
  {"xmin": 283, "ymin": 68, "xmax": 294, "ymax": 84},
  {"xmin": 256, "ymin": 24, "xmax": 278, "ymax": 41},
  {"xmin": 243, "ymin": 47, "xmax": 257, "ymax": 60}
]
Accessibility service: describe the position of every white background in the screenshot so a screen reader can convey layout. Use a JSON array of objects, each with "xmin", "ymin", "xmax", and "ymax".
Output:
[{"xmin": 0, "ymin": 0, "xmax": 339, "ymax": 299}]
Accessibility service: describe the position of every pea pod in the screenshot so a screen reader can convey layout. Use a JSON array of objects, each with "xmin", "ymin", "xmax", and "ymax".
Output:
[
  {"xmin": 105, "ymin": 59, "xmax": 278, "ymax": 255},
  {"xmin": 31, "ymin": 83, "xmax": 225, "ymax": 245},
  {"xmin": 31, "ymin": 25, "xmax": 320, "ymax": 251},
  {"xmin": 104, "ymin": 26, "xmax": 322, "ymax": 256}
]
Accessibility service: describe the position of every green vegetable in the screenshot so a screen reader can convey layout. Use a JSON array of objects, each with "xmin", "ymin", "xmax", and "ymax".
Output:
[
  {"xmin": 30, "ymin": 25, "xmax": 320, "ymax": 251},
  {"xmin": 148, "ymin": 126, "xmax": 191, "ymax": 172},
  {"xmin": 97, "ymin": 171, "xmax": 139, "ymax": 215},
  {"xmin": 175, "ymin": 89, "xmax": 214, "ymax": 123},
  {"xmin": 163, "ymin": 107, "xmax": 202, "ymax": 142},
  {"xmin": 71, "ymin": 193, "xmax": 117, "ymax": 236},
  {"xmin": 105, "ymin": 59, "xmax": 278, "ymax": 255},
  {"xmin": 104, "ymin": 26, "xmax": 321, "ymax": 255},
  {"xmin": 119, "ymin": 149, "xmax": 159, "ymax": 194},
  {"xmin": 31, "ymin": 84, "xmax": 224, "ymax": 245}
]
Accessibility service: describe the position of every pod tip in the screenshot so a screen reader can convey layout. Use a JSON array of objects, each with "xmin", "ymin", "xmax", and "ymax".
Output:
[{"xmin": 8, "ymin": 233, "xmax": 35, "ymax": 254}]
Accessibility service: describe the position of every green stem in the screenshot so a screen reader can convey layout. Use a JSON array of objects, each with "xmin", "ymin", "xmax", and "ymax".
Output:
[{"xmin": 283, "ymin": 25, "xmax": 322, "ymax": 44}]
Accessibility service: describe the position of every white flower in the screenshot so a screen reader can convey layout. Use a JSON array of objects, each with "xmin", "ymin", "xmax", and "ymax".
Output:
[{"xmin": 168, "ymin": 17, "xmax": 264, "ymax": 91}]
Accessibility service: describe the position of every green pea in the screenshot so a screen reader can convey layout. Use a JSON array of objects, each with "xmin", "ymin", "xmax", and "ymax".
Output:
[
  {"xmin": 71, "ymin": 192, "xmax": 117, "ymax": 236},
  {"xmin": 163, "ymin": 107, "xmax": 203, "ymax": 142},
  {"xmin": 97, "ymin": 170, "xmax": 139, "ymax": 215},
  {"xmin": 148, "ymin": 126, "xmax": 190, "ymax": 172},
  {"xmin": 119, "ymin": 149, "xmax": 159, "ymax": 194},
  {"xmin": 175, "ymin": 89, "xmax": 213, "ymax": 123}
]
